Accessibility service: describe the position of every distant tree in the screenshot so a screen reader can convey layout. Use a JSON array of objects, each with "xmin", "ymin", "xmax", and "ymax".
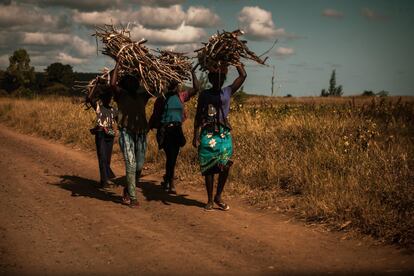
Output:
[
  {"xmin": 376, "ymin": 90, "xmax": 389, "ymax": 97},
  {"xmin": 11, "ymin": 86, "xmax": 34, "ymax": 98},
  {"xmin": 362, "ymin": 90, "xmax": 375, "ymax": 96},
  {"xmin": 335, "ymin": 85, "xmax": 343, "ymax": 96},
  {"xmin": 0, "ymin": 70, "xmax": 5, "ymax": 91},
  {"xmin": 321, "ymin": 69, "xmax": 343, "ymax": 97},
  {"xmin": 320, "ymin": 88, "xmax": 328, "ymax": 97},
  {"xmin": 328, "ymin": 70, "xmax": 337, "ymax": 95},
  {"xmin": 6, "ymin": 49, "xmax": 35, "ymax": 89},
  {"xmin": 285, "ymin": 94, "xmax": 293, "ymax": 98},
  {"xmin": 45, "ymin": 62, "xmax": 74, "ymax": 87}
]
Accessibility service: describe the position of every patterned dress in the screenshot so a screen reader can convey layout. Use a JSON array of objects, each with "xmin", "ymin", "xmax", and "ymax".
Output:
[{"xmin": 195, "ymin": 86, "xmax": 233, "ymax": 175}]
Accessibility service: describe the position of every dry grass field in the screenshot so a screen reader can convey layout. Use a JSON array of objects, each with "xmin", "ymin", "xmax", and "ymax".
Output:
[{"xmin": 0, "ymin": 95, "xmax": 413, "ymax": 248}]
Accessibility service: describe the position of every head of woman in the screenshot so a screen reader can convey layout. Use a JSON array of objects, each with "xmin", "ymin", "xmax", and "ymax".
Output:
[
  {"xmin": 167, "ymin": 80, "xmax": 179, "ymax": 94},
  {"xmin": 100, "ymin": 88, "xmax": 112, "ymax": 106},
  {"xmin": 208, "ymin": 72, "xmax": 226, "ymax": 90},
  {"xmin": 119, "ymin": 74, "xmax": 140, "ymax": 94}
]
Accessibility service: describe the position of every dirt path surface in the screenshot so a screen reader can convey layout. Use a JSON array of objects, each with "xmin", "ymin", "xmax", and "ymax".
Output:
[{"xmin": 0, "ymin": 126, "xmax": 412, "ymax": 275}]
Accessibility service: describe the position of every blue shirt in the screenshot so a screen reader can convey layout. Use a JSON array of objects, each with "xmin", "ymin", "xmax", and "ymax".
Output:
[{"xmin": 161, "ymin": 94, "xmax": 184, "ymax": 123}]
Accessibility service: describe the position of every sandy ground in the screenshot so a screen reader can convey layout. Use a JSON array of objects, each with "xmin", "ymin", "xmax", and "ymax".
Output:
[{"xmin": 0, "ymin": 125, "xmax": 413, "ymax": 275}]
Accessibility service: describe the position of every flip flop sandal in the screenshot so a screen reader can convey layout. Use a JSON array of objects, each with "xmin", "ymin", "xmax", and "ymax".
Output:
[
  {"xmin": 204, "ymin": 202, "xmax": 214, "ymax": 211},
  {"xmin": 168, "ymin": 186, "xmax": 177, "ymax": 195},
  {"xmin": 161, "ymin": 181, "xmax": 170, "ymax": 191},
  {"xmin": 214, "ymin": 200, "xmax": 230, "ymax": 211}
]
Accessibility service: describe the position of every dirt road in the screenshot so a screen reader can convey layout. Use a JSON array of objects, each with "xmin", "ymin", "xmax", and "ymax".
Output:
[{"xmin": 0, "ymin": 126, "xmax": 412, "ymax": 275}]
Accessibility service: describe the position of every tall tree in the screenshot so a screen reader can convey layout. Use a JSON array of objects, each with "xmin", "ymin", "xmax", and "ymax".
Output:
[
  {"xmin": 328, "ymin": 70, "xmax": 337, "ymax": 96},
  {"xmin": 45, "ymin": 62, "xmax": 74, "ymax": 87},
  {"xmin": 321, "ymin": 69, "xmax": 343, "ymax": 97},
  {"xmin": 6, "ymin": 49, "xmax": 35, "ymax": 88}
]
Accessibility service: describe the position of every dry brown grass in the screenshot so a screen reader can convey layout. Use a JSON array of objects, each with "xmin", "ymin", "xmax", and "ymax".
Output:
[{"xmin": 0, "ymin": 95, "xmax": 413, "ymax": 248}]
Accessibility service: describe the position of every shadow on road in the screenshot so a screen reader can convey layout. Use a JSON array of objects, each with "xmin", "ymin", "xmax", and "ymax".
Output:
[
  {"xmin": 55, "ymin": 174, "xmax": 204, "ymax": 208},
  {"xmin": 137, "ymin": 179, "xmax": 205, "ymax": 208},
  {"xmin": 56, "ymin": 175, "xmax": 123, "ymax": 205}
]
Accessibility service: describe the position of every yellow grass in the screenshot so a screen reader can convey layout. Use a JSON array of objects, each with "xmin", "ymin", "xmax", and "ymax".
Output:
[{"xmin": 0, "ymin": 95, "xmax": 413, "ymax": 247}]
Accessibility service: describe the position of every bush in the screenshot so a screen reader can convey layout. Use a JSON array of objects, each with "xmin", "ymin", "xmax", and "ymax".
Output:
[
  {"xmin": 11, "ymin": 87, "xmax": 35, "ymax": 98},
  {"xmin": 377, "ymin": 90, "xmax": 389, "ymax": 97},
  {"xmin": 42, "ymin": 83, "xmax": 71, "ymax": 96},
  {"xmin": 362, "ymin": 90, "xmax": 375, "ymax": 96},
  {"xmin": 0, "ymin": 89, "xmax": 8, "ymax": 97}
]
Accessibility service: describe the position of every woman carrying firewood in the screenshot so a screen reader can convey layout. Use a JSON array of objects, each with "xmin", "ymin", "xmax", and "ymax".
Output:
[
  {"xmin": 149, "ymin": 65, "xmax": 200, "ymax": 194},
  {"xmin": 193, "ymin": 64, "xmax": 247, "ymax": 211},
  {"xmin": 110, "ymin": 59, "xmax": 151, "ymax": 208}
]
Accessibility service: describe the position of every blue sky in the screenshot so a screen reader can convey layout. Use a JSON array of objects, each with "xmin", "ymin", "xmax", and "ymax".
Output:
[{"xmin": 0, "ymin": 0, "xmax": 413, "ymax": 96}]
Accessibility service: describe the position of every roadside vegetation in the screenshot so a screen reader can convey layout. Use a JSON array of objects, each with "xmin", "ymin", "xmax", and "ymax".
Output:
[{"xmin": 0, "ymin": 95, "xmax": 412, "ymax": 248}]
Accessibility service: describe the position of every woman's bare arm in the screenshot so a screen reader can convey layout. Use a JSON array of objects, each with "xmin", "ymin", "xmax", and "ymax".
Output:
[
  {"xmin": 187, "ymin": 64, "xmax": 200, "ymax": 98},
  {"xmin": 110, "ymin": 60, "xmax": 122, "ymax": 98},
  {"xmin": 229, "ymin": 64, "xmax": 247, "ymax": 95}
]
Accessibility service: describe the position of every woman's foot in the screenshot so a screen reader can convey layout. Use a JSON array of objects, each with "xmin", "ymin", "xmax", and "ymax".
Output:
[
  {"xmin": 100, "ymin": 180, "xmax": 115, "ymax": 189},
  {"xmin": 168, "ymin": 182, "xmax": 177, "ymax": 194},
  {"xmin": 204, "ymin": 201, "xmax": 214, "ymax": 211},
  {"xmin": 122, "ymin": 187, "xmax": 130, "ymax": 205},
  {"xmin": 214, "ymin": 197, "xmax": 230, "ymax": 211},
  {"xmin": 161, "ymin": 181, "xmax": 170, "ymax": 191},
  {"xmin": 129, "ymin": 199, "xmax": 139, "ymax": 208}
]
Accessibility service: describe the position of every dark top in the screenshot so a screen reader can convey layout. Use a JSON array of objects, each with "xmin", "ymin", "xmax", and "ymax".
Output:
[
  {"xmin": 115, "ymin": 87, "xmax": 150, "ymax": 133},
  {"xmin": 195, "ymin": 86, "xmax": 232, "ymax": 130}
]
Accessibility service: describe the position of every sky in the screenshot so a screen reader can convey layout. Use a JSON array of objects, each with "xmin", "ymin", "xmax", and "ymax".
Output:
[{"xmin": 0, "ymin": 0, "xmax": 413, "ymax": 96}]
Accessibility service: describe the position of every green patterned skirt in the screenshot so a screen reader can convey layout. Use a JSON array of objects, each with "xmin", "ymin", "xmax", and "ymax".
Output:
[{"xmin": 198, "ymin": 125, "xmax": 233, "ymax": 175}]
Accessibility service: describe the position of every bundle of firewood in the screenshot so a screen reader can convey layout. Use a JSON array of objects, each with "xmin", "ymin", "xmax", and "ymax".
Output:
[
  {"xmin": 94, "ymin": 25, "xmax": 191, "ymax": 96},
  {"xmin": 156, "ymin": 50, "xmax": 192, "ymax": 84},
  {"xmin": 195, "ymin": 29, "xmax": 267, "ymax": 72}
]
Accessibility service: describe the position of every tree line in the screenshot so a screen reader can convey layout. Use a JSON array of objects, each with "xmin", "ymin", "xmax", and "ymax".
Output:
[
  {"xmin": 320, "ymin": 69, "xmax": 389, "ymax": 97},
  {"xmin": 0, "ymin": 49, "xmax": 390, "ymax": 98},
  {"xmin": 0, "ymin": 49, "xmax": 97, "ymax": 97}
]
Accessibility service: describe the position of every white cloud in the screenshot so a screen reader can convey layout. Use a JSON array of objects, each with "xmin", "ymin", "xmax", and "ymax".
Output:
[
  {"xmin": 238, "ymin": 6, "xmax": 294, "ymax": 41},
  {"xmin": 0, "ymin": 2, "xmax": 57, "ymax": 30},
  {"xmin": 276, "ymin": 47, "xmax": 295, "ymax": 56},
  {"xmin": 361, "ymin": 8, "xmax": 389, "ymax": 21},
  {"xmin": 162, "ymin": 43, "xmax": 199, "ymax": 55},
  {"xmin": 186, "ymin": 6, "xmax": 220, "ymax": 27},
  {"xmin": 73, "ymin": 5, "xmax": 220, "ymax": 29},
  {"xmin": 22, "ymin": 32, "xmax": 95, "ymax": 57},
  {"xmin": 322, "ymin": 9, "xmax": 344, "ymax": 18},
  {"xmin": 19, "ymin": 0, "xmax": 122, "ymax": 12},
  {"xmin": 129, "ymin": 0, "xmax": 186, "ymax": 7},
  {"xmin": 24, "ymin": 51, "xmax": 87, "ymax": 67},
  {"xmin": 135, "ymin": 5, "xmax": 186, "ymax": 28},
  {"xmin": 73, "ymin": 9, "xmax": 126, "ymax": 26},
  {"xmin": 56, "ymin": 52, "xmax": 87, "ymax": 64},
  {"xmin": 131, "ymin": 22, "xmax": 206, "ymax": 45},
  {"xmin": 72, "ymin": 37, "xmax": 96, "ymax": 56}
]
